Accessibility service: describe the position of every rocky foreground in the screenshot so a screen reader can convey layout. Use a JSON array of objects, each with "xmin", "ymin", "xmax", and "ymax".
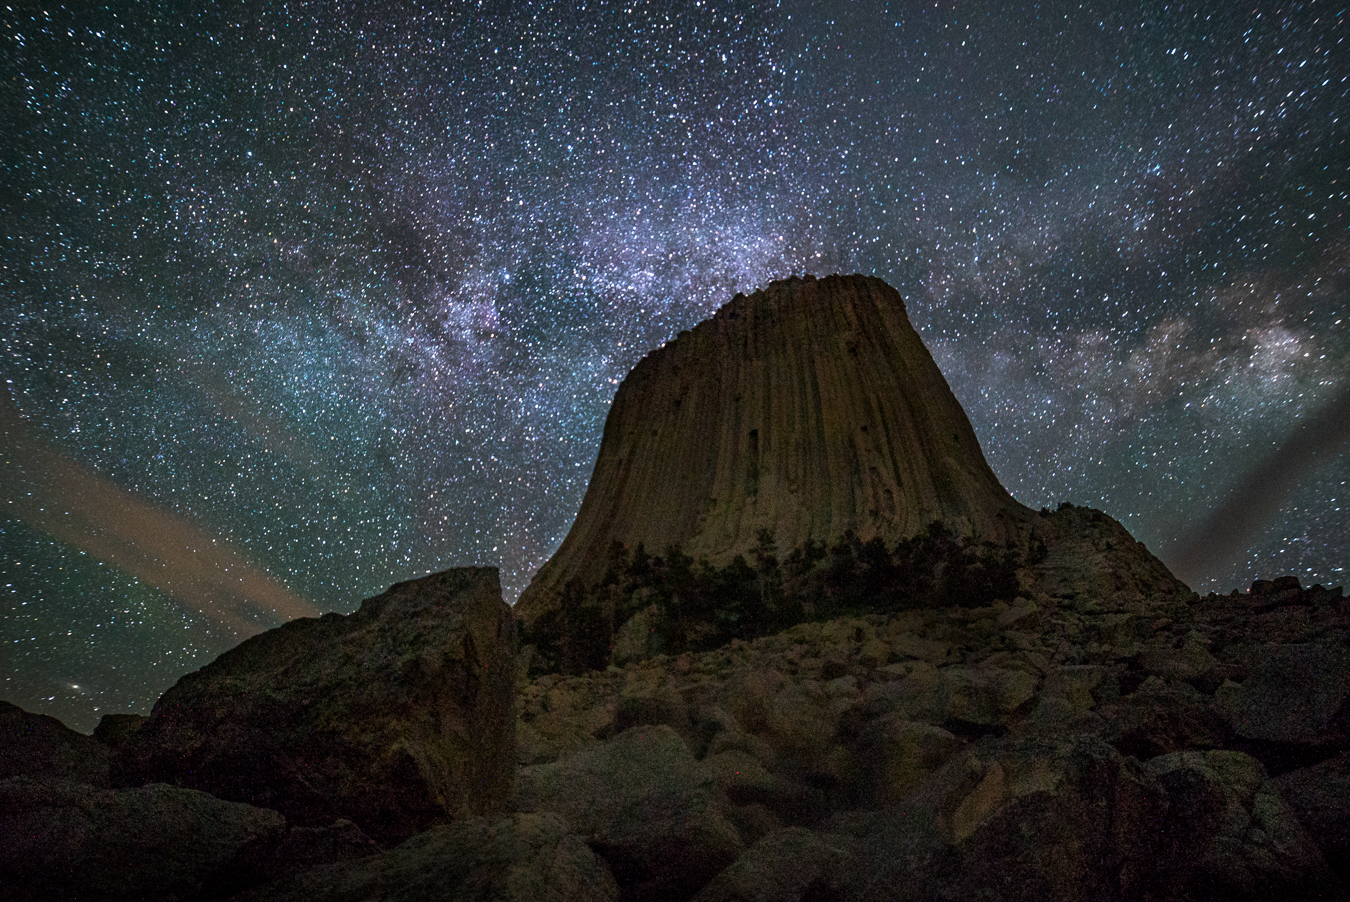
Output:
[{"xmin": 4, "ymin": 506, "xmax": 1350, "ymax": 901}]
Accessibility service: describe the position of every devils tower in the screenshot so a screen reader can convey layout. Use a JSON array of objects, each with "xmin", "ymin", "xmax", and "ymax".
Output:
[{"xmin": 516, "ymin": 274, "xmax": 1035, "ymax": 639}]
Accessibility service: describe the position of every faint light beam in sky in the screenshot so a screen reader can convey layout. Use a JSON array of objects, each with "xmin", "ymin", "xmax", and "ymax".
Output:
[
  {"xmin": 1168, "ymin": 383, "xmax": 1350, "ymax": 589},
  {"xmin": 1, "ymin": 387, "xmax": 320, "ymax": 635}
]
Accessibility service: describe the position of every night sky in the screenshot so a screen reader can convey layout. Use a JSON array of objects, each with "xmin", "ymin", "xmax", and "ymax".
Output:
[{"xmin": 3, "ymin": 1, "xmax": 1346, "ymax": 733}]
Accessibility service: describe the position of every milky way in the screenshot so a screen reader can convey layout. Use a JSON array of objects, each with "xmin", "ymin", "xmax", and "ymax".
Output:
[{"xmin": 3, "ymin": 0, "xmax": 1346, "ymax": 731}]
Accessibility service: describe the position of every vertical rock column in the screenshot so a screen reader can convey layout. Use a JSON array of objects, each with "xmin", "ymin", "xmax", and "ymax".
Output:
[{"xmin": 516, "ymin": 274, "xmax": 1032, "ymax": 630}]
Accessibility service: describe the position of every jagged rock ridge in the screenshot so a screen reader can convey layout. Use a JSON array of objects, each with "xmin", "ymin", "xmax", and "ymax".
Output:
[{"xmin": 516, "ymin": 274, "xmax": 1033, "ymax": 630}]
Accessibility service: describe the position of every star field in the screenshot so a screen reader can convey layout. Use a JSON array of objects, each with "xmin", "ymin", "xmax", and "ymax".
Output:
[{"xmin": 2, "ymin": 0, "xmax": 1347, "ymax": 732}]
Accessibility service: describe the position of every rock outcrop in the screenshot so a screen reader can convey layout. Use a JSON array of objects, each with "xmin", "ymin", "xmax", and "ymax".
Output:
[
  {"xmin": 516, "ymin": 274, "xmax": 1034, "ymax": 634},
  {"xmin": 1, "ymin": 699, "xmax": 110, "ymax": 785},
  {"xmin": 119, "ymin": 567, "xmax": 517, "ymax": 844},
  {"xmin": 0, "ymin": 776, "xmax": 287, "ymax": 902}
]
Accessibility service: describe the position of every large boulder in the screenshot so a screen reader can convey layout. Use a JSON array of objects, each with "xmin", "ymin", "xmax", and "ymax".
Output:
[
  {"xmin": 0, "ymin": 699, "xmax": 110, "ymax": 785},
  {"xmin": 93, "ymin": 713, "xmax": 148, "ymax": 753},
  {"xmin": 232, "ymin": 813, "xmax": 618, "ymax": 902},
  {"xmin": 885, "ymin": 663, "xmax": 1038, "ymax": 728},
  {"xmin": 1215, "ymin": 641, "xmax": 1350, "ymax": 748},
  {"xmin": 819, "ymin": 738, "xmax": 1345, "ymax": 902},
  {"xmin": 1099, "ymin": 675, "xmax": 1227, "ymax": 759},
  {"xmin": 121, "ymin": 567, "xmax": 516, "ymax": 844},
  {"xmin": 514, "ymin": 724, "xmax": 744, "ymax": 901},
  {"xmin": 854, "ymin": 716, "xmax": 964, "ymax": 806},
  {"xmin": 692, "ymin": 827, "xmax": 859, "ymax": 902},
  {"xmin": 0, "ymin": 776, "xmax": 286, "ymax": 902},
  {"xmin": 926, "ymin": 735, "xmax": 1166, "ymax": 900},
  {"xmin": 1144, "ymin": 749, "xmax": 1344, "ymax": 901},
  {"xmin": 1273, "ymin": 751, "xmax": 1350, "ymax": 884}
]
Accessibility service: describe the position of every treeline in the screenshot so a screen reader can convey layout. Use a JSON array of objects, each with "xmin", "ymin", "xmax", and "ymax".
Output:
[{"xmin": 526, "ymin": 523, "xmax": 1035, "ymax": 675}]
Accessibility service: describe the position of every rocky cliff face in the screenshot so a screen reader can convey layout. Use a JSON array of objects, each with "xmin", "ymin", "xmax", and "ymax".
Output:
[{"xmin": 516, "ymin": 274, "xmax": 1033, "ymax": 631}]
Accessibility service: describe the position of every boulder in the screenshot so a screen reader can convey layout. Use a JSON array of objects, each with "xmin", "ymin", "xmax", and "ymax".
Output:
[
  {"xmin": 1042, "ymin": 664, "xmax": 1114, "ymax": 710},
  {"xmin": 726, "ymin": 668, "xmax": 836, "ymax": 757},
  {"xmin": 0, "ymin": 776, "xmax": 285, "ymax": 902},
  {"xmin": 932, "ymin": 736, "xmax": 1163, "ymax": 865},
  {"xmin": 1145, "ymin": 749, "xmax": 1344, "ymax": 900},
  {"xmin": 854, "ymin": 716, "xmax": 964, "ymax": 805},
  {"xmin": 613, "ymin": 604, "xmax": 660, "ymax": 665},
  {"xmin": 241, "ymin": 818, "xmax": 380, "ymax": 889},
  {"xmin": 815, "ymin": 736, "xmax": 1165, "ymax": 901},
  {"xmin": 514, "ymin": 724, "xmax": 743, "ymax": 900},
  {"xmin": 1140, "ymin": 633, "xmax": 1218, "ymax": 683},
  {"xmin": 692, "ymin": 827, "xmax": 859, "ymax": 902},
  {"xmin": 1273, "ymin": 751, "xmax": 1350, "ymax": 883},
  {"xmin": 0, "ymin": 699, "xmax": 109, "ymax": 785},
  {"xmin": 121, "ymin": 567, "xmax": 516, "ymax": 844},
  {"xmin": 919, "ymin": 666, "xmax": 1038, "ymax": 728},
  {"xmin": 1215, "ymin": 641, "xmax": 1350, "ymax": 746},
  {"xmin": 1099, "ymin": 675, "xmax": 1226, "ymax": 759},
  {"xmin": 829, "ymin": 737, "xmax": 1345, "ymax": 902},
  {"xmin": 233, "ymin": 812, "xmax": 618, "ymax": 902},
  {"xmin": 866, "ymin": 661, "xmax": 1037, "ymax": 730},
  {"xmin": 93, "ymin": 712, "xmax": 147, "ymax": 752}
]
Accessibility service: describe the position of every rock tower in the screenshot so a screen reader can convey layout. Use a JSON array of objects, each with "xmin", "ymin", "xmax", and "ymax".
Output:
[{"xmin": 516, "ymin": 274, "xmax": 1033, "ymax": 629}]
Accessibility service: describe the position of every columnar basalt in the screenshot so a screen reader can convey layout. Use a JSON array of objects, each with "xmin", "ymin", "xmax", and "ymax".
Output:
[{"xmin": 516, "ymin": 274, "xmax": 1034, "ymax": 636}]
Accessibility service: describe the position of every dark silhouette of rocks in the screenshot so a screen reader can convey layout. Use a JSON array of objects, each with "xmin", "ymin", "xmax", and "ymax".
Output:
[
  {"xmin": 92, "ymin": 712, "xmax": 148, "ymax": 752},
  {"xmin": 118, "ymin": 567, "xmax": 517, "ymax": 844},
  {"xmin": 512, "ymin": 569, "xmax": 1350, "ymax": 901},
  {"xmin": 514, "ymin": 724, "xmax": 744, "ymax": 901},
  {"xmin": 230, "ymin": 813, "xmax": 618, "ymax": 902},
  {"xmin": 0, "ymin": 776, "xmax": 287, "ymax": 902},
  {"xmin": 2, "ymin": 275, "xmax": 1349, "ymax": 900},
  {"xmin": 1276, "ymin": 752, "xmax": 1350, "ymax": 880},
  {"xmin": 1, "ymin": 699, "xmax": 110, "ymax": 785}
]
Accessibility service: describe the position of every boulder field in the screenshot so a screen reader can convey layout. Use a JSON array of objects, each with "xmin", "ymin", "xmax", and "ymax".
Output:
[{"xmin": 5, "ymin": 542, "xmax": 1350, "ymax": 900}]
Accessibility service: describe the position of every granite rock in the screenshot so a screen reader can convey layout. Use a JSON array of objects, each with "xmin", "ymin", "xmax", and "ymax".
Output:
[
  {"xmin": 514, "ymin": 724, "xmax": 744, "ymax": 901},
  {"xmin": 1145, "ymin": 749, "xmax": 1343, "ymax": 900},
  {"xmin": 1274, "ymin": 751, "xmax": 1350, "ymax": 884},
  {"xmin": 232, "ymin": 812, "xmax": 618, "ymax": 902},
  {"xmin": 691, "ymin": 827, "xmax": 859, "ymax": 902},
  {"xmin": 93, "ymin": 712, "xmax": 148, "ymax": 753},
  {"xmin": 0, "ymin": 776, "xmax": 285, "ymax": 902},
  {"xmin": 121, "ymin": 567, "xmax": 516, "ymax": 844},
  {"xmin": 1215, "ymin": 641, "xmax": 1350, "ymax": 746}
]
